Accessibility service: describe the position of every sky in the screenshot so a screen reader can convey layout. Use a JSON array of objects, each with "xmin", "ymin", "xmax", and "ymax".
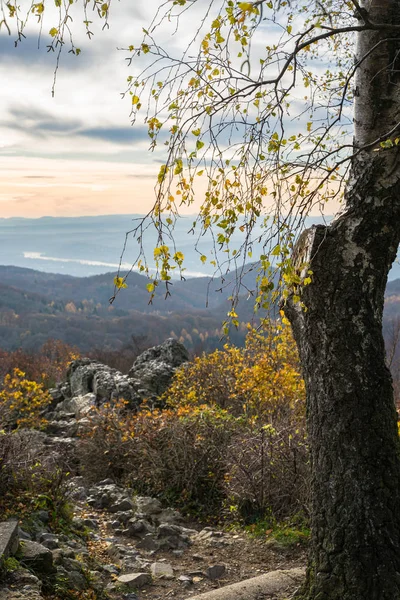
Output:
[
  {"xmin": 0, "ymin": 1, "xmax": 165, "ymax": 217},
  {"xmin": 0, "ymin": 0, "xmax": 343, "ymax": 220}
]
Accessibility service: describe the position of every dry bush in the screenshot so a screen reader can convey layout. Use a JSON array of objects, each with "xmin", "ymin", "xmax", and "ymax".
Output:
[
  {"xmin": 126, "ymin": 405, "xmax": 241, "ymax": 511},
  {"xmin": 78, "ymin": 323, "xmax": 308, "ymax": 520},
  {"xmin": 78, "ymin": 403, "xmax": 242, "ymax": 513},
  {"xmin": 0, "ymin": 339, "xmax": 79, "ymax": 389},
  {"xmin": 0, "ymin": 430, "xmax": 73, "ymax": 526},
  {"xmin": 77, "ymin": 399, "xmax": 134, "ymax": 483},
  {"xmin": 224, "ymin": 423, "xmax": 309, "ymax": 522}
]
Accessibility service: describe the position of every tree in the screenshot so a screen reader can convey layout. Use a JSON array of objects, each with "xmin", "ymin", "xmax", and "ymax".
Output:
[{"xmin": 3, "ymin": 0, "xmax": 400, "ymax": 597}]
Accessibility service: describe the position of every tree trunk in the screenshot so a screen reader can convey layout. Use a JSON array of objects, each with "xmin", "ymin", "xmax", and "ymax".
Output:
[{"xmin": 284, "ymin": 3, "xmax": 400, "ymax": 597}]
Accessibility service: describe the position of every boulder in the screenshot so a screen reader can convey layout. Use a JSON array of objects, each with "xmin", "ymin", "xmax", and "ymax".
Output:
[
  {"xmin": 0, "ymin": 521, "xmax": 19, "ymax": 560},
  {"xmin": 19, "ymin": 540, "xmax": 55, "ymax": 574},
  {"xmin": 135, "ymin": 496, "xmax": 162, "ymax": 516},
  {"xmin": 150, "ymin": 561, "xmax": 174, "ymax": 578},
  {"xmin": 66, "ymin": 359, "xmax": 141, "ymax": 407},
  {"xmin": 129, "ymin": 338, "xmax": 189, "ymax": 399},
  {"xmin": 117, "ymin": 572, "xmax": 151, "ymax": 589}
]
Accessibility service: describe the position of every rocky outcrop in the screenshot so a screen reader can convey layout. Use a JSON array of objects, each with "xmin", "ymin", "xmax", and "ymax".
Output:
[
  {"xmin": 129, "ymin": 338, "xmax": 189, "ymax": 399},
  {"xmin": 49, "ymin": 338, "xmax": 189, "ymax": 413}
]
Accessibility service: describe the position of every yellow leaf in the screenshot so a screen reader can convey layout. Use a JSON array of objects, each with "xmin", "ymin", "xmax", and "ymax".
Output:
[
  {"xmin": 114, "ymin": 276, "xmax": 127, "ymax": 289},
  {"xmin": 132, "ymin": 95, "xmax": 140, "ymax": 105}
]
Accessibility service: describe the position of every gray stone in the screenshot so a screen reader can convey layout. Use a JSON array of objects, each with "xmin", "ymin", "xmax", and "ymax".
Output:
[
  {"xmin": 19, "ymin": 540, "xmax": 54, "ymax": 574},
  {"xmin": 83, "ymin": 519, "xmax": 99, "ymax": 529},
  {"xmin": 0, "ymin": 521, "xmax": 19, "ymax": 559},
  {"xmin": 17, "ymin": 528, "xmax": 31, "ymax": 542},
  {"xmin": 150, "ymin": 561, "xmax": 174, "ymax": 578},
  {"xmin": 97, "ymin": 478, "xmax": 114, "ymax": 485},
  {"xmin": 8, "ymin": 568, "xmax": 41, "ymax": 589},
  {"xmin": 129, "ymin": 339, "xmax": 189, "ymax": 400},
  {"xmin": 103, "ymin": 564, "xmax": 121, "ymax": 575},
  {"xmin": 41, "ymin": 538, "xmax": 60, "ymax": 550},
  {"xmin": 109, "ymin": 498, "xmax": 134, "ymax": 513},
  {"xmin": 66, "ymin": 359, "xmax": 141, "ymax": 407},
  {"xmin": 157, "ymin": 507, "xmax": 182, "ymax": 524},
  {"xmin": 135, "ymin": 534, "xmax": 160, "ymax": 552},
  {"xmin": 117, "ymin": 572, "xmax": 151, "ymax": 589},
  {"xmin": 157, "ymin": 523, "xmax": 183, "ymax": 537},
  {"xmin": 206, "ymin": 565, "xmax": 226, "ymax": 580},
  {"xmin": 34, "ymin": 510, "xmax": 50, "ymax": 524},
  {"xmin": 135, "ymin": 496, "xmax": 162, "ymax": 515},
  {"xmin": 126, "ymin": 518, "xmax": 154, "ymax": 537},
  {"xmin": 56, "ymin": 565, "xmax": 88, "ymax": 591}
]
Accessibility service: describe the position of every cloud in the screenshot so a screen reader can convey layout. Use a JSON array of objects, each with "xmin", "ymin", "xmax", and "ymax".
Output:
[{"xmin": 78, "ymin": 126, "xmax": 148, "ymax": 145}]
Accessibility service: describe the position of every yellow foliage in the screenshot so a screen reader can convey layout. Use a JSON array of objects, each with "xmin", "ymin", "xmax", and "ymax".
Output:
[
  {"xmin": 164, "ymin": 322, "xmax": 305, "ymax": 424},
  {"xmin": 0, "ymin": 368, "xmax": 52, "ymax": 430}
]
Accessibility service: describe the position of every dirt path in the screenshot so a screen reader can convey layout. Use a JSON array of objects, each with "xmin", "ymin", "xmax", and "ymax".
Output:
[{"xmin": 74, "ymin": 495, "xmax": 306, "ymax": 600}]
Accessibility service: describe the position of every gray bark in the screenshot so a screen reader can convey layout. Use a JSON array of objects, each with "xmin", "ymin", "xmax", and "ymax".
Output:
[{"xmin": 284, "ymin": 2, "xmax": 400, "ymax": 597}]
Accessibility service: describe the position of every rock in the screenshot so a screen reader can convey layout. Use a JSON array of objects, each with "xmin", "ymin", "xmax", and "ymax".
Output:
[
  {"xmin": 129, "ymin": 339, "xmax": 189, "ymax": 400},
  {"xmin": 136, "ymin": 534, "xmax": 160, "ymax": 552},
  {"xmin": 56, "ymin": 393, "xmax": 96, "ymax": 417},
  {"xmin": 17, "ymin": 529, "xmax": 31, "ymax": 542},
  {"xmin": 8, "ymin": 568, "xmax": 41, "ymax": 589},
  {"xmin": 112, "ymin": 511, "xmax": 133, "ymax": 525},
  {"xmin": 150, "ymin": 561, "xmax": 174, "ymax": 578},
  {"xmin": 46, "ymin": 419, "xmax": 78, "ymax": 437},
  {"xmin": 66, "ymin": 359, "xmax": 141, "ymax": 407},
  {"xmin": 109, "ymin": 498, "xmax": 134, "ymax": 513},
  {"xmin": 157, "ymin": 523, "xmax": 191, "ymax": 550},
  {"xmin": 157, "ymin": 507, "xmax": 182, "ymax": 524},
  {"xmin": 19, "ymin": 540, "xmax": 55, "ymax": 574},
  {"xmin": 56, "ymin": 565, "xmax": 88, "ymax": 591},
  {"xmin": 33, "ymin": 510, "xmax": 50, "ymax": 524},
  {"xmin": 117, "ymin": 572, "xmax": 151, "ymax": 589},
  {"xmin": 206, "ymin": 564, "xmax": 226, "ymax": 580},
  {"xmin": 126, "ymin": 518, "xmax": 154, "ymax": 538},
  {"xmin": 157, "ymin": 523, "xmax": 183, "ymax": 537},
  {"xmin": 103, "ymin": 564, "xmax": 121, "ymax": 575},
  {"xmin": 83, "ymin": 518, "xmax": 98, "ymax": 530},
  {"xmin": 135, "ymin": 496, "xmax": 162, "ymax": 515},
  {"xmin": 179, "ymin": 574, "xmax": 193, "ymax": 586},
  {"xmin": 0, "ymin": 521, "xmax": 19, "ymax": 559},
  {"xmin": 97, "ymin": 478, "xmax": 114, "ymax": 486}
]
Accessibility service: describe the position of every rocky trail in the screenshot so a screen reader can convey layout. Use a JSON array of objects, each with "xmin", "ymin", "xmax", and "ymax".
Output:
[{"xmin": 0, "ymin": 339, "xmax": 306, "ymax": 600}]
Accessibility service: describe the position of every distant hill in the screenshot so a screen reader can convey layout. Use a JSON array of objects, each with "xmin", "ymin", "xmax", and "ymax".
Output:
[
  {"xmin": 0, "ymin": 264, "xmax": 398, "ymax": 354},
  {"xmin": 0, "ymin": 265, "xmax": 263, "ymax": 353}
]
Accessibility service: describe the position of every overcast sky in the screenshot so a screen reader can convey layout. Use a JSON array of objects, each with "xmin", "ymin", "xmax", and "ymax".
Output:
[
  {"xmin": 0, "ymin": 1, "xmax": 173, "ymax": 218},
  {"xmin": 0, "ymin": 1, "xmax": 343, "ymax": 219}
]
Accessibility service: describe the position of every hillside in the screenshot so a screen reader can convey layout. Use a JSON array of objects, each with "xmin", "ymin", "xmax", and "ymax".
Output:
[
  {"xmin": 0, "ymin": 265, "xmax": 261, "ymax": 352},
  {"xmin": 0, "ymin": 264, "xmax": 399, "ymax": 354}
]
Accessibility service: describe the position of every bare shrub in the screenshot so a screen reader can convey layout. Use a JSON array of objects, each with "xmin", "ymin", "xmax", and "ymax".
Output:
[
  {"xmin": 224, "ymin": 423, "xmax": 309, "ymax": 522},
  {"xmin": 0, "ymin": 430, "xmax": 73, "ymax": 526}
]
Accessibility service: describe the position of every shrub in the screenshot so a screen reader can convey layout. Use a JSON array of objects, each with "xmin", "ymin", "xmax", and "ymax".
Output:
[
  {"xmin": 0, "ymin": 368, "xmax": 52, "ymax": 430},
  {"xmin": 164, "ymin": 322, "xmax": 305, "ymax": 423},
  {"xmin": 0, "ymin": 430, "xmax": 73, "ymax": 528},
  {"xmin": 78, "ymin": 322, "xmax": 309, "ymax": 521},
  {"xmin": 224, "ymin": 423, "xmax": 308, "ymax": 522},
  {"xmin": 0, "ymin": 339, "xmax": 79, "ymax": 389},
  {"xmin": 78, "ymin": 402, "xmax": 243, "ymax": 513}
]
